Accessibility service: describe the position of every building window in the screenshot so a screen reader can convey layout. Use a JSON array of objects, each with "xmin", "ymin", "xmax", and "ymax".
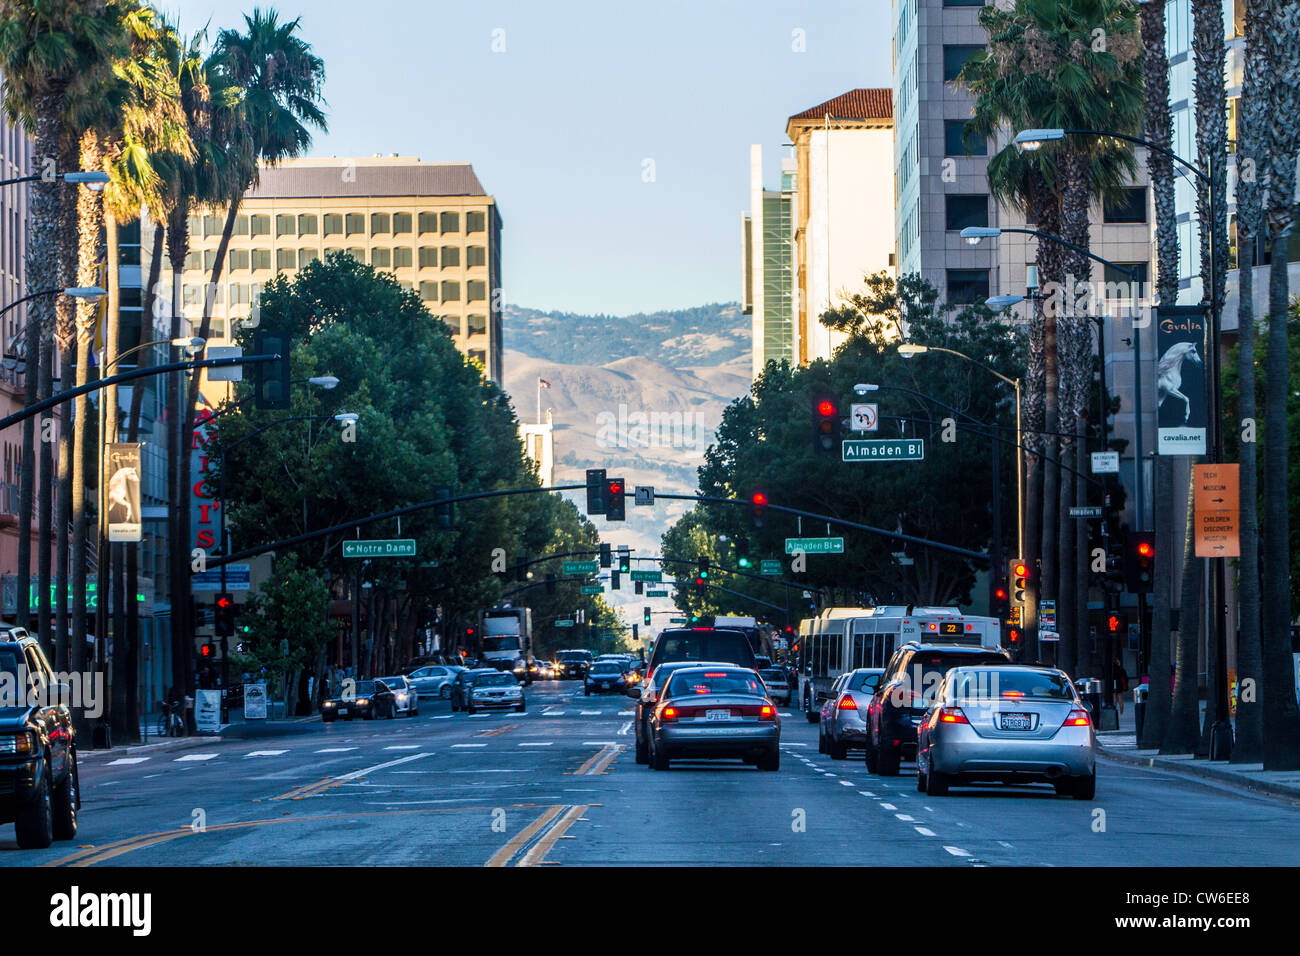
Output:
[
  {"xmin": 467, "ymin": 313, "xmax": 487, "ymax": 335},
  {"xmin": 188, "ymin": 215, "xmax": 202, "ymax": 236},
  {"xmin": 1103, "ymin": 187, "xmax": 1148, "ymax": 223},
  {"xmin": 419, "ymin": 281, "xmax": 438, "ymax": 302},
  {"xmin": 204, "ymin": 215, "xmax": 222, "ymax": 237},
  {"xmin": 393, "ymin": 212, "xmax": 412, "ymax": 234},
  {"xmin": 345, "ymin": 213, "xmax": 365, "ymax": 236},
  {"xmin": 229, "ymin": 283, "xmax": 248, "ymax": 305},
  {"xmin": 418, "ymin": 211, "xmax": 438, "ymax": 234},
  {"xmin": 440, "ymin": 212, "xmax": 459, "ymax": 234},
  {"xmin": 943, "ymin": 45, "xmax": 983, "ymax": 82},
  {"xmin": 371, "ymin": 247, "xmax": 391, "ymax": 268},
  {"xmin": 945, "ymin": 194, "xmax": 988, "ymax": 230},
  {"xmin": 276, "ymin": 248, "xmax": 295, "ymax": 271},
  {"xmin": 234, "ymin": 215, "xmax": 249, "ymax": 236},
  {"xmin": 1103, "ymin": 262, "xmax": 1150, "ymax": 289},
  {"xmin": 441, "ymin": 281, "xmax": 460, "ymax": 301},
  {"xmin": 251, "ymin": 249, "xmax": 271, "ymax": 271},
  {"xmin": 275, "ymin": 214, "xmax": 295, "ymax": 238},
  {"xmin": 298, "ymin": 248, "xmax": 318, "ymax": 269},
  {"xmin": 398, "ymin": 280, "xmax": 413, "ymax": 292},
  {"xmin": 250, "ymin": 215, "xmax": 270, "ymax": 237},
  {"xmin": 946, "ymin": 269, "xmax": 990, "ymax": 303},
  {"xmin": 203, "ymin": 249, "xmax": 217, "ymax": 271},
  {"xmin": 419, "ymin": 247, "xmax": 438, "ymax": 269},
  {"xmin": 228, "ymin": 249, "xmax": 249, "ymax": 271},
  {"xmin": 323, "ymin": 213, "xmax": 343, "ymax": 236},
  {"xmin": 467, "ymin": 280, "xmax": 486, "ymax": 302},
  {"xmin": 370, "ymin": 212, "xmax": 390, "ymax": 235},
  {"xmin": 347, "ymin": 247, "xmax": 366, "ymax": 262},
  {"xmin": 441, "ymin": 245, "xmax": 460, "ymax": 268},
  {"xmin": 468, "ymin": 349, "xmax": 486, "ymax": 369},
  {"xmin": 944, "ymin": 0, "xmax": 985, "ymax": 5},
  {"xmin": 944, "ymin": 119, "xmax": 986, "ymax": 156},
  {"xmin": 184, "ymin": 251, "xmax": 201, "ymax": 271},
  {"xmin": 297, "ymin": 214, "xmax": 318, "ymax": 235},
  {"xmin": 466, "ymin": 245, "xmax": 487, "ymax": 267},
  {"xmin": 392, "ymin": 247, "xmax": 412, "ymax": 269},
  {"xmin": 466, "ymin": 210, "xmax": 486, "ymax": 233}
]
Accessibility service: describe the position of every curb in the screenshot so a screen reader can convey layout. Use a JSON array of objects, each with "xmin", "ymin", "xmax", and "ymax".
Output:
[
  {"xmin": 1097, "ymin": 743, "xmax": 1300, "ymax": 804},
  {"xmin": 80, "ymin": 733, "xmax": 226, "ymax": 758}
]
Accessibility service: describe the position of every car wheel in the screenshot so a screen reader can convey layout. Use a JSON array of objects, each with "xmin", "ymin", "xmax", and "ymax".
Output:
[
  {"xmin": 52, "ymin": 755, "xmax": 78, "ymax": 841},
  {"xmin": 467, "ymin": 704, "xmax": 476, "ymax": 715},
  {"xmin": 651, "ymin": 737, "xmax": 670, "ymax": 771},
  {"xmin": 515, "ymin": 702, "xmax": 526, "ymax": 713},
  {"xmin": 439, "ymin": 685, "xmax": 451, "ymax": 699},
  {"xmin": 817, "ymin": 726, "xmax": 827, "ymax": 754},
  {"xmin": 805, "ymin": 695, "xmax": 819, "ymax": 724},
  {"xmin": 1071, "ymin": 769, "xmax": 1096, "ymax": 800},
  {"xmin": 14, "ymin": 764, "xmax": 54, "ymax": 850},
  {"xmin": 876, "ymin": 743, "xmax": 900, "ymax": 776},
  {"xmin": 916, "ymin": 763, "xmax": 928, "ymax": 793},
  {"xmin": 864, "ymin": 738, "xmax": 878, "ymax": 773},
  {"xmin": 322, "ymin": 713, "xmax": 335, "ymax": 723},
  {"xmin": 584, "ymin": 687, "xmax": 590, "ymax": 696},
  {"xmin": 757, "ymin": 747, "xmax": 780, "ymax": 772},
  {"xmin": 829, "ymin": 738, "xmax": 847, "ymax": 760},
  {"xmin": 927, "ymin": 768, "xmax": 950, "ymax": 796},
  {"xmin": 363, "ymin": 708, "xmax": 375, "ymax": 721}
]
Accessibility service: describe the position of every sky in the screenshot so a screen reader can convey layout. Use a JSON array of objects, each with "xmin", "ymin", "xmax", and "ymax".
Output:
[{"xmin": 171, "ymin": 0, "xmax": 893, "ymax": 315}]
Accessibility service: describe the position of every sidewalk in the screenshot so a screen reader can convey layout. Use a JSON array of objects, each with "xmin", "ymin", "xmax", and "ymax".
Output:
[
  {"xmin": 78, "ymin": 707, "xmax": 319, "ymax": 758},
  {"xmin": 1095, "ymin": 702, "xmax": 1300, "ymax": 802}
]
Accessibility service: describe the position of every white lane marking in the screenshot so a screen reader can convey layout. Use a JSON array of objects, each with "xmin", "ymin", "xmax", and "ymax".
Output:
[
  {"xmin": 618, "ymin": 711, "xmax": 634, "ymax": 716},
  {"xmin": 999, "ymin": 841, "xmax": 1014, "ymax": 848},
  {"xmin": 823, "ymin": 772, "xmax": 837, "ymax": 777},
  {"xmin": 433, "ymin": 715, "xmax": 453, "ymax": 720},
  {"xmin": 839, "ymin": 780, "xmax": 854, "ymax": 787},
  {"xmin": 924, "ymin": 806, "xmax": 934, "ymax": 812},
  {"xmin": 334, "ymin": 752, "xmax": 431, "ymax": 781},
  {"xmin": 618, "ymin": 721, "xmax": 632, "ymax": 736},
  {"xmin": 451, "ymin": 743, "xmax": 487, "ymax": 749},
  {"xmin": 582, "ymin": 741, "xmax": 615, "ymax": 745},
  {"xmin": 779, "ymin": 712, "xmax": 793, "ymax": 717},
  {"xmin": 468, "ymin": 714, "xmax": 490, "ymax": 719},
  {"xmin": 246, "ymin": 750, "xmax": 288, "ymax": 757},
  {"xmin": 580, "ymin": 710, "xmax": 600, "ymax": 716},
  {"xmin": 915, "ymin": 827, "xmax": 936, "ymax": 837},
  {"xmin": 542, "ymin": 710, "xmax": 566, "ymax": 716},
  {"xmin": 174, "ymin": 753, "xmax": 218, "ymax": 762},
  {"xmin": 895, "ymin": 814, "xmax": 916, "ymax": 822},
  {"xmin": 783, "ymin": 742, "xmax": 808, "ymax": 747},
  {"xmin": 858, "ymin": 791, "xmax": 875, "ymax": 797},
  {"xmin": 384, "ymin": 745, "xmax": 420, "ymax": 750},
  {"xmin": 108, "ymin": 757, "xmax": 150, "ymax": 765},
  {"xmin": 943, "ymin": 846, "xmax": 973, "ymax": 858},
  {"xmin": 879, "ymin": 803, "xmax": 897, "ymax": 810},
  {"xmin": 519, "ymin": 742, "xmax": 553, "ymax": 747},
  {"xmin": 315, "ymin": 747, "xmax": 357, "ymax": 753}
]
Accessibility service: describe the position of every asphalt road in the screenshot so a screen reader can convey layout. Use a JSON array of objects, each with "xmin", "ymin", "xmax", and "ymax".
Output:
[{"xmin": 6, "ymin": 680, "xmax": 1300, "ymax": 867}]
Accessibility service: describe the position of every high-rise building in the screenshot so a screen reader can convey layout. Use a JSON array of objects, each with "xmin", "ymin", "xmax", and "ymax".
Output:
[
  {"xmin": 742, "ymin": 144, "xmax": 796, "ymax": 377},
  {"xmin": 175, "ymin": 156, "xmax": 504, "ymax": 391}
]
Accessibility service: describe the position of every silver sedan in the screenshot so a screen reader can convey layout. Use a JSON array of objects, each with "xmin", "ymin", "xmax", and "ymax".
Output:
[
  {"xmin": 825, "ymin": 668, "xmax": 883, "ymax": 760},
  {"xmin": 649, "ymin": 666, "xmax": 780, "ymax": 771},
  {"xmin": 916, "ymin": 665, "xmax": 1096, "ymax": 798},
  {"xmin": 408, "ymin": 664, "xmax": 463, "ymax": 699}
]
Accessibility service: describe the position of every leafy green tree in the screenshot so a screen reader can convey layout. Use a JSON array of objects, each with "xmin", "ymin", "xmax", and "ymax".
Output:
[{"xmin": 233, "ymin": 553, "xmax": 333, "ymax": 689}]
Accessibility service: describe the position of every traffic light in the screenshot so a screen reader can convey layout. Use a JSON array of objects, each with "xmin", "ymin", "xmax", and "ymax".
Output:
[
  {"xmin": 1124, "ymin": 531, "xmax": 1155, "ymax": 594},
  {"xmin": 813, "ymin": 395, "xmax": 840, "ymax": 455},
  {"xmin": 214, "ymin": 592, "xmax": 235, "ymax": 637},
  {"xmin": 737, "ymin": 556, "xmax": 752, "ymax": 569},
  {"xmin": 586, "ymin": 469, "xmax": 607, "ymax": 515},
  {"xmin": 991, "ymin": 583, "xmax": 1009, "ymax": 619},
  {"xmin": 433, "ymin": 485, "xmax": 454, "ymax": 529},
  {"xmin": 1107, "ymin": 611, "xmax": 1126, "ymax": 635},
  {"xmin": 1009, "ymin": 560, "xmax": 1029, "ymax": 606},
  {"xmin": 617, "ymin": 546, "xmax": 631, "ymax": 573},
  {"xmin": 599, "ymin": 542, "xmax": 611, "ymax": 568},
  {"xmin": 611, "ymin": 570, "xmax": 621, "ymax": 590},
  {"xmin": 199, "ymin": 642, "xmax": 214, "ymax": 659},
  {"xmin": 465, "ymin": 626, "xmax": 476, "ymax": 641},
  {"xmin": 694, "ymin": 575, "xmax": 706, "ymax": 594},
  {"xmin": 252, "ymin": 330, "xmax": 291, "ymax": 410},
  {"xmin": 545, "ymin": 574, "xmax": 556, "ymax": 594},
  {"xmin": 604, "ymin": 477, "xmax": 626, "ymax": 521},
  {"xmin": 634, "ymin": 579, "xmax": 644, "ymax": 595},
  {"xmin": 644, "ymin": 606, "xmax": 652, "ymax": 626},
  {"xmin": 697, "ymin": 556, "xmax": 710, "ymax": 580},
  {"xmin": 750, "ymin": 491, "xmax": 768, "ymax": 530}
]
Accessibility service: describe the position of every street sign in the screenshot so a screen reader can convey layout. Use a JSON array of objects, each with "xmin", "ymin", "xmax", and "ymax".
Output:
[
  {"xmin": 554, "ymin": 619, "xmax": 575, "ymax": 627},
  {"xmin": 205, "ymin": 344, "xmax": 244, "ymax": 382},
  {"xmin": 785, "ymin": 537, "xmax": 844, "ymax": 555},
  {"xmin": 1039, "ymin": 599, "xmax": 1057, "ymax": 631},
  {"xmin": 669, "ymin": 617, "xmax": 688, "ymax": 624},
  {"xmin": 647, "ymin": 589, "xmax": 668, "ymax": 597},
  {"xmin": 850, "ymin": 403, "xmax": 879, "ymax": 432},
  {"xmin": 561, "ymin": 560, "xmax": 599, "ymax": 575},
  {"xmin": 580, "ymin": 585, "xmax": 603, "ymax": 595},
  {"xmin": 1039, "ymin": 630, "xmax": 1060, "ymax": 643},
  {"xmin": 342, "ymin": 539, "xmax": 416, "ymax": 558},
  {"xmin": 630, "ymin": 570, "xmax": 661, "ymax": 583},
  {"xmin": 1091, "ymin": 451, "xmax": 1120, "ymax": 474},
  {"xmin": 1068, "ymin": 506, "xmax": 1103, "ymax": 518},
  {"xmin": 760, "ymin": 559, "xmax": 782, "ymax": 576},
  {"xmin": 842, "ymin": 439, "xmax": 924, "ymax": 462},
  {"xmin": 1194, "ymin": 463, "xmax": 1240, "ymax": 557},
  {"xmin": 192, "ymin": 565, "xmax": 251, "ymax": 592},
  {"xmin": 634, "ymin": 485, "xmax": 655, "ymax": 506}
]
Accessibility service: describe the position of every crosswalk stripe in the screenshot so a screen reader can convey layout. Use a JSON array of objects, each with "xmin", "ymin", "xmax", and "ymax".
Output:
[
  {"xmin": 452, "ymin": 743, "xmax": 487, "ymax": 748},
  {"xmin": 174, "ymin": 753, "xmax": 218, "ymax": 762},
  {"xmin": 315, "ymin": 747, "xmax": 357, "ymax": 753},
  {"xmin": 915, "ymin": 827, "xmax": 936, "ymax": 837},
  {"xmin": 108, "ymin": 757, "xmax": 149, "ymax": 765},
  {"xmin": 944, "ymin": 846, "xmax": 972, "ymax": 857},
  {"xmin": 246, "ymin": 750, "xmax": 288, "ymax": 757},
  {"xmin": 519, "ymin": 742, "xmax": 553, "ymax": 747},
  {"xmin": 384, "ymin": 745, "xmax": 420, "ymax": 750}
]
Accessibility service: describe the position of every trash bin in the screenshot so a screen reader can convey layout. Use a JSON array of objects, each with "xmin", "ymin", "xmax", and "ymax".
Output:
[
  {"xmin": 1133, "ymin": 684, "xmax": 1148, "ymax": 740},
  {"xmin": 1075, "ymin": 678, "xmax": 1103, "ymax": 722}
]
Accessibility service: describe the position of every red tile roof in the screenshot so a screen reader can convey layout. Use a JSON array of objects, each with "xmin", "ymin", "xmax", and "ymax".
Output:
[{"xmin": 788, "ymin": 89, "xmax": 893, "ymax": 123}]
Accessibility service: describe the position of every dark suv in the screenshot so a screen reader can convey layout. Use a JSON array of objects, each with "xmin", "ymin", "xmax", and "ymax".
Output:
[
  {"xmin": 0, "ymin": 628, "xmax": 80, "ymax": 848},
  {"xmin": 865, "ymin": 641, "xmax": 1011, "ymax": 776}
]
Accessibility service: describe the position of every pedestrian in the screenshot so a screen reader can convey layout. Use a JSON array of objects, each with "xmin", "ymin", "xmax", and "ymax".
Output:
[{"xmin": 1113, "ymin": 656, "xmax": 1129, "ymax": 715}]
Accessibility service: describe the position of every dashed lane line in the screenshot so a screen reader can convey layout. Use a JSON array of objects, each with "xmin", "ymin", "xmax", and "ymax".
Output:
[{"xmin": 944, "ymin": 846, "xmax": 973, "ymax": 858}]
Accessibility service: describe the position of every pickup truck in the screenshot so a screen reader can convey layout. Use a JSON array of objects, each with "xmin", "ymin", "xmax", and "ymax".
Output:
[{"xmin": 0, "ymin": 627, "xmax": 80, "ymax": 849}]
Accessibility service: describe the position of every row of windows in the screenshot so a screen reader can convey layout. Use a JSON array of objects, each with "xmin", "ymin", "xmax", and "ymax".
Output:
[
  {"xmin": 182, "ymin": 279, "xmax": 495, "ymax": 325},
  {"xmin": 944, "ymin": 262, "xmax": 1151, "ymax": 307},
  {"xmin": 186, "ymin": 245, "xmax": 489, "ymax": 273},
  {"xmin": 942, "ymin": 188, "xmax": 1147, "ymax": 233},
  {"xmin": 188, "ymin": 210, "xmax": 489, "ymax": 240}
]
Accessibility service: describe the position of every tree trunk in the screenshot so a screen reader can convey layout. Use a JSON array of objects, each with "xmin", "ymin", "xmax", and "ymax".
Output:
[
  {"xmin": 1142, "ymin": 465, "xmax": 1175, "ymax": 749},
  {"xmin": 105, "ymin": 214, "xmax": 130, "ymax": 742},
  {"xmin": 166, "ymin": 205, "xmax": 190, "ymax": 705},
  {"xmin": 1163, "ymin": 466, "xmax": 1203, "ymax": 753},
  {"xmin": 55, "ymin": 385, "xmax": 71, "ymax": 675},
  {"xmin": 37, "ymin": 334, "xmax": 56, "ymax": 659},
  {"xmin": 1057, "ymin": 429, "xmax": 1076, "ymax": 676}
]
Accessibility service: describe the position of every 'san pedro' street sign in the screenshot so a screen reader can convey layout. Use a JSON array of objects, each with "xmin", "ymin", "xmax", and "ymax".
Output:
[
  {"xmin": 342, "ymin": 539, "xmax": 416, "ymax": 558},
  {"xmin": 630, "ymin": 570, "xmax": 662, "ymax": 583},
  {"xmin": 842, "ymin": 439, "xmax": 925, "ymax": 462},
  {"xmin": 561, "ymin": 560, "xmax": 599, "ymax": 575},
  {"xmin": 785, "ymin": 537, "xmax": 844, "ymax": 555}
]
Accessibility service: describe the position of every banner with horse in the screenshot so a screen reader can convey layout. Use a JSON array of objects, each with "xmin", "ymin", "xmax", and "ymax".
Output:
[{"xmin": 1155, "ymin": 305, "xmax": 1208, "ymax": 456}]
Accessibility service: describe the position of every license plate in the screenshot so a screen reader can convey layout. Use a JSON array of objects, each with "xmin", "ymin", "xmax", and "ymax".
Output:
[
  {"xmin": 706, "ymin": 709, "xmax": 731, "ymax": 721},
  {"xmin": 1001, "ymin": 713, "xmax": 1032, "ymax": 731},
  {"xmin": 600, "ymin": 682, "xmax": 609, "ymax": 689}
]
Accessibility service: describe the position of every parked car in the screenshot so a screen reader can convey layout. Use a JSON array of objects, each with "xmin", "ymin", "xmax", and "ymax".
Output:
[
  {"xmin": 824, "ymin": 668, "xmax": 884, "ymax": 759},
  {"xmin": 585, "ymin": 661, "xmax": 628, "ymax": 695},
  {"xmin": 468, "ymin": 671, "xmax": 526, "ymax": 713},
  {"xmin": 449, "ymin": 668, "xmax": 500, "ymax": 712},
  {"xmin": 633, "ymin": 660, "xmax": 733, "ymax": 765},
  {"xmin": 647, "ymin": 666, "xmax": 780, "ymax": 771},
  {"xmin": 865, "ymin": 642, "xmax": 1013, "ymax": 776},
  {"xmin": 0, "ymin": 628, "xmax": 80, "ymax": 849},
  {"xmin": 322, "ymin": 680, "xmax": 394, "ymax": 721},
  {"xmin": 377, "ymin": 675, "xmax": 419, "ymax": 717},
  {"xmin": 757, "ymin": 668, "xmax": 792, "ymax": 706},
  {"xmin": 916, "ymin": 665, "xmax": 1096, "ymax": 798},
  {"xmin": 407, "ymin": 664, "xmax": 463, "ymax": 699}
]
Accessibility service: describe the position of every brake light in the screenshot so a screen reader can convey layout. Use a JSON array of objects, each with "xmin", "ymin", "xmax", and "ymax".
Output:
[
  {"xmin": 939, "ymin": 706, "xmax": 969, "ymax": 724},
  {"xmin": 662, "ymin": 706, "xmax": 678, "ymax": 722},
  {"xmin": 702, "ymin": 672, "xmax": 728, "ymax": 678},
  {"xmin": 759, "ymin": 705, "xmax": 775, "ymax": 721},
  {"xmin": 1064, "ymin": 709, "xmax": 1090, "ymax": 727},
  {"xmin": 838, "ymin": 695, "xmax": 858, "ymax": 710},
  {"xmin": 1001, "ymin": 690, "xmax": 1025, "ymax": 698}
]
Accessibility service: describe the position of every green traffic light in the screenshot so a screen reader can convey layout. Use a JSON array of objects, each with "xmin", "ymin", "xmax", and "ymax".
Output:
[{"xmin": 737, "ymin": 558, "xmax": 751, "ymax": 568}]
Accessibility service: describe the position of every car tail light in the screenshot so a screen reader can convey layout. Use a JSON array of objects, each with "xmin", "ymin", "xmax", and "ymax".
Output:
[
  {"xmin": 662, "ymin": 706, "xmax": 679, "ymax": 722},
  {"xmin": 1063, "ymin": 709, "xmax": 1091, "ymax": 727},
  {"xmin": 1001, "ymin": 690, "xmax": 1025, "ymax": 698},
  {"xmin": 838, "ymin": 695, "xmax": 858, "ymax": 710},
  {"xmin": 938, "ymin": 706, "xmax": 969, "ymax": 724},
  {"xmin": 758, "ymin": 705, "xmax": 775, "ymax": 721}
]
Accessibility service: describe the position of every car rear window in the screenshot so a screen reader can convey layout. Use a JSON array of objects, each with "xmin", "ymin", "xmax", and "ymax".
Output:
[
  {"xmin": 847, "ymin": 671, "xmax": 880, "ymax": 692},
  {"xmin": 591, "ymin": 663, "xmax": 621, "ymax": 674},
  {"xmin": 652, "ymin": 630, "xmax": 756, "ymax": 670},
  {"xmin": 950, "ymin": 668, "xmax": 1075, "ymax": 701},
  {"xmin": 667, "ymin": 671, "xmax": 763, "ymax": 698},
  {"xmin": 758, "ymin": 669, "xmax": 786, "ymax": 682},
  {"xmin": 476, "ymin": 673, "xmax": 516, "ymax": 687}
]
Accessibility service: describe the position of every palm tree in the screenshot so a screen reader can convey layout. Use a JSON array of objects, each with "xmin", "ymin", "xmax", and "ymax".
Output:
[
  {"xmin": 1137, "ymin": 0, "xmax": 1178, "ymax": 750},
  {"xmin": 1260, "ymin": 0, "xmax": 1300, "ymax": 770}
]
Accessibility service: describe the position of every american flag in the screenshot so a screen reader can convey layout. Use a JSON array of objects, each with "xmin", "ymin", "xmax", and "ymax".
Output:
[{"xmin": 538, "ymin": 378, "xmax": 552, "ymax": 388}]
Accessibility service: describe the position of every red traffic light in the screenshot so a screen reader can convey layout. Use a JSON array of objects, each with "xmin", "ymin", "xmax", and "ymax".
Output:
[
  {"xmin": 216, "ymin": 594, "xmax": 233, "ymax": 609},
  {"xmin": 608, "ymin": 482, "xmax": 623, "ymax": 495},
  {"xmin": 1013, "ymin": 562, "xmax": 1028, "ymax": 577},
  {"xmin": 1008, "ymin": 629, "xmax": 1020, "ymax": 643},
  {"xmin": 994, "ymin": 588, "xmax": 1007, "ymax": 601},
  {"xmin": 1108, "ymin": 615, "xmax": 1122, "ymax": 633},
  {"xmin": 200, "ymin": 643, "xmax": 213, "ymax": 658},
  {"xmin": 817, "ymin": 400, "xmax": 836, "ymax": 417},
  {"xmin": 465, "ymin": 626, "xmax": 475, "ymax": 637},
  {"xmin": 1137, "ymin": 541, "xmax": 1153, "ymax": 558},
  {"xmin": 752, "ymin": 491, "xmax": 768, "ymax": 507}
]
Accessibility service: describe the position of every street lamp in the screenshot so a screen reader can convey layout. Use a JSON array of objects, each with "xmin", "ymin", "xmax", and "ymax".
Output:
[
  {"xmin": 0, "ymin": 169, "xmax": 111, "ymax": 188},
  {"xmin": 308, "ymin": 375, "xmax": 339, "ymax": 389}
]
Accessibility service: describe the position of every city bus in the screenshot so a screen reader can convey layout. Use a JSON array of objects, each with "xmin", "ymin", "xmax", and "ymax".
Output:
[{"xmin": 794, "ymin": 606, "xmax": 1001, "ymax": 721}]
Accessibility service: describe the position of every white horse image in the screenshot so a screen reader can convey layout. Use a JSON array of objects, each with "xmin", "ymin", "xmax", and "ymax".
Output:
[
  {"xmin": 107, "ymin": 465, "xmax": 139, "ymax": 524},
  {"xmin": 1156, "ymin": 341, "xmax": 1201, "ymax": 424}
]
